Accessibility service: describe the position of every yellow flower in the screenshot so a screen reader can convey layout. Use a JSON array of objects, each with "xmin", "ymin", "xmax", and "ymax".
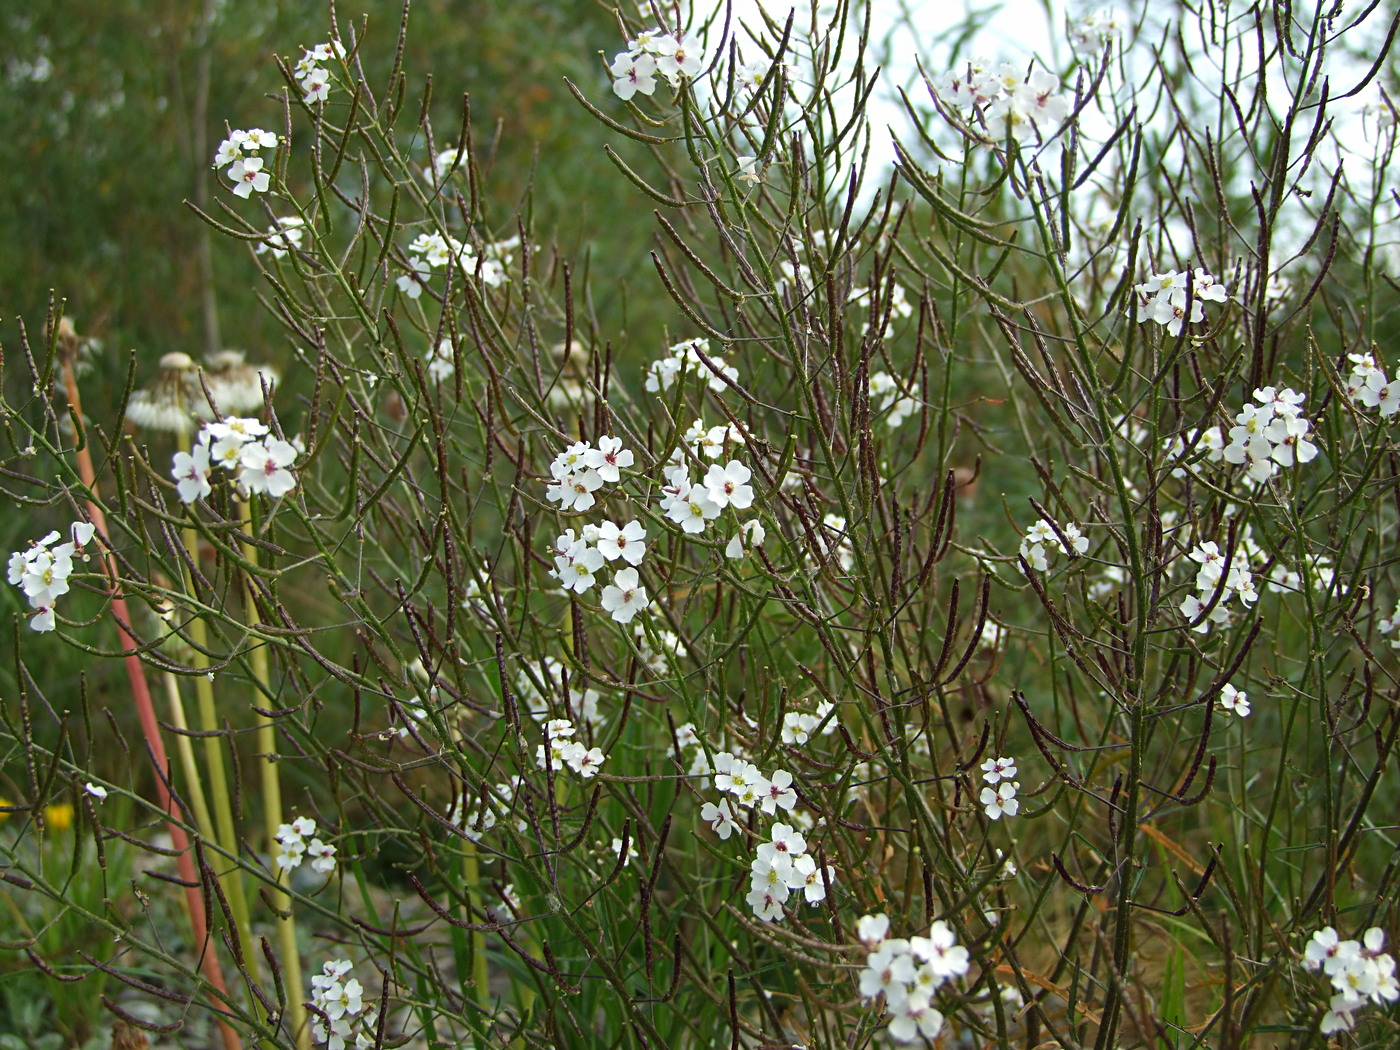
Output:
[
  {"xmin": 0, "ymin": 796, "xmax": 12, "ymax": 822},
  {"xmin": 43, "ymin": 802, "xmax": 75, "ymax": 832}
]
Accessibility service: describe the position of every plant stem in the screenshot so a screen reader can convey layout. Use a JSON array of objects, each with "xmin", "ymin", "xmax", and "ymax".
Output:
[
  {"xmin": 239, "ymin": 498, "xmax": 309, "ymax": 1050},
  {"xmin": 60, "ymin": 355, "xmax": 243, "ymax": 1050}
]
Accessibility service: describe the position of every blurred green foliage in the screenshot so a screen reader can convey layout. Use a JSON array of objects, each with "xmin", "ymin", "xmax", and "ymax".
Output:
[{"xmin": 0, "ymin": 0, "xmax": 667, "ymax": 376}]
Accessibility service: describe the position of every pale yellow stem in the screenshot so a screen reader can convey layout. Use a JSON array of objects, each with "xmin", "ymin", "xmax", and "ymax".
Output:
[{"xmin": 239, "ymin": 498, "xmax": 307, "ymax": 1049}]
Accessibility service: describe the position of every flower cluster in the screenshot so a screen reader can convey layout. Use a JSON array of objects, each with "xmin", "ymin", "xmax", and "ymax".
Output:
[
  {"xmin": 644, "ymin": 337, "xmax": 739, "ymax": 394},
  {"xmin": 546, "ymin": 436, "xmax": 635, "ymax": 513},
  {"xmin": 1302, "ymin": 927, "xmax": 1399, "ymax": 1034},
  {"xmin": 213, "ymin": 127, "xmax": 279, "ymax": 199},
  {"xmin": 1179, "ymin": 540, "xmax": 1258, "ymax": 632},
  {"xmin": 309, "ymin": 959, "xmax": 377, "ymax": 1050},
  {"xmin": 1219, "ymin": 386, "xmax": 1318, "ymax": 482},
  {"xmin": 535, "ymin": 718, "xmax": 606, "ymax": 778},
  {"xmin": 869, "ymin": 371, "xmax": 918, "ymax": 428},
  {"xmin": 710, "ymin": 752, "xmax": 800, "ymax": 817},
  {"xmin": 1344, "ymin": 352, "xmax": 1400, "ymax": 417},
  {"xmin": 543, "ymin": 436, "xmax": 656, "ymax": 624},
  {"xmin": 171, "ymin": 416, "xmax": 300, "ymax": 503},
  {"xmin": 449, "ymin": 778, "xmax": 521, "ymax": 842},
  {"xmin": 745, "ymin": 821, "xmax": 835, "ymax": 921},
  {"xmin": 1069, "ymin": 9, "xmax": 1127, "ymax": 56},
  {"xmin": 979, "ymin": 756, "xmax": 1020, "ymax": 819},
  {"xmin": 810, "ymin": 513, "xmax": 855, "ymax": 573},
  {"xmin": 781, "ymin": 700, "xmax": 837, "ymax": 745},
  {"xmin": 7, "ymin": 522, "xmax": 97, "ymax": 633},
  {"xmin": 935, "ymin": 59, "xmax": 1070, "ymax": 142},
  {"xmin": 856, "ymin": 914, "xmax": 970, "ymax": 1043},
  {"xmin": 1130, "ymin": 268, "xmax": 1229, "ymax": 336},
  {"xmin": 658, "ymin": 459, "xmax": 754, "ymax": 536},
  {"xmin": 514, "ymin": 656, "xmax": 603, "ymax": 725},
  {"xmin": 425, "ymin": 339, "xmax": 455, "ymax": 381},
  {"xmin": 1018, "ymin": 516, "xmax": 1087, "ymax": 572},
  {"xmin": 293, "ymin": 40, "xmax": 345, "ymax": 105},
  {"xmin": 673, "ymin": 421, "xmax": 744, "ymax": 472},
  {"xmin": 607, "ymin": 27, "xmax": 704, "ymax": 101},
  {"xmin": 257, "ymin": 216, "xmax": 306, "ymax": 259},
  {"xmin": 427, "ymin": 148, "xmax": 464, "ymax": 181},
  {"xmin": 397, "ymin": 231, "xmax": 513, "ymax": 299},
  {"xmin": 273, "ymin": 815, "xmax": 336, "ymax": 874},
  {"xmin": 851, "ymin": 281, "xmax": 915, "ymax": 338}
]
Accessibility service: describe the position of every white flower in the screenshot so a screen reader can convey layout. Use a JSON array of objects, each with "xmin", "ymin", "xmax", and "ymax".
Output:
[
  {"xmin": 887, "ymin": 993, "xmax": 945, "ymax": 1043},
  {"xmin": 702, "ymin": 460, "xmax": 754, "ymax": 510},
  {"xmin": 583, "ymin": 436, "xmax": 634, "ymax": 483},
  {"xmin": 744, "ymin": 883, "xmax": 786, "ymax": 922},
  {"xmin": 553, "ymin": 545, "xmax": 604, "ymax": 594},
  {"xmin": 596, "ymin": 519, "xmax": 647, "ymax": 565},
  {"xmin": 257, "ymin": 216, "xmax": 306, "ymax": 259},
  {"xmin": 238, "ymin": 437, "xmax": 299, "ymax": 497},
  {"xmin": 172, "ymin": 444, "xmax": 213, "ymax": 503},
  {"xmin": 654, "ymin": 37, "xmax": 703, "ymax": 83},
  {"xmin": 914, "ymin": 920, "xmax": 971, "ymax": 979},
  {"xmin": 550, "ymin": 441, "xmax": 593, "ymax": 480},
  {"xmin": 665, "ymin": 479, "xmax": 721, "ymax": 533},
  {"xmin": 758, "ymin": 769, "xmax": 798, "ymax": 814},
  {"xmin": 84, "ymin": 782, "xmax": 108, "ymax": 801},
  {"xmin": 30, "ymin": 602, "xmax": 56, "ymax": 633},
  {"xmin": 566, "ymin": 743, "xmax": 606, "ymax": 777},
  {"xmin": 396, "ymin": 262, "xmax": 428, "ymax": 299},
  {"xmin": 228, "ymin": 157, "xmax": 270, "ymax": 198},
  {"xmin": 700, "ymin": 798, "xmax": 739, "ymax": 839},
  {"xmin": 307, "ymin": 838, "xmax": 337, "ymax": 874},
  {"xmin": 860, "ymin": 940, "xmax": 916, "ymax": 1001},
  {"xmin": 980, "ymin": 756, "xmax": 1017, "ymax": 784},
  {"xmin": 599, "ymin": 567, "xmax": 650, "ymax": 623},
  {"xmin": 301, "ymin": 66, "xmax": 332, "ymax": 103},
  {"xmin": 322, "ymin": 976, "xmax": 363, "ymax": 1020},
  {"xmin": 274, "ymin": 834, "xmax": 307, "ymax": 871},
  {"xmin": 213, "ymin": 137, "xmax": 243, "ymax": 169},
  {"xmin": 430, "ymin": 148, "xmax": 465, "ymax": 180},
  {"xmin": 857, "ymin": 913, "xmax": 891, "ymax": 947},
  {"xmin": 611, "ymin": 52, "xmax": 658, "ymax": 100},
  {"xmin": 242, "ymin": 128, "xmax": 278, "ymax": 151},
  {"xmin": 980, "ymin": 780, "xmax": 1020, "ymax": 820},
  {"xmin": 1022, "ymin": 544, "xmax": 1049, "ymax": 572},
  {"xmin": 790, "ymin": 854, "xmax": 835, "ymax": 903},
  {"xmin": 1219, "ymin": 683, "xmax": 1249, "ymax": 717},
  {"xmin": 545, "ymin": 469, "xmax": 605, "ymax": 513},
  {"xmin": 758, "ymin": 822, "xmax": 807, "ymax": 862},
  {"xmin": 426, "ymin": 340, "xmax": 455, "ymax": 381}
]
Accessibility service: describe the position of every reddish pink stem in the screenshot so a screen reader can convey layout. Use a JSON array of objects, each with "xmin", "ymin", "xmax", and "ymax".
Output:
[{"xmin": 62, "ymin": 360, "xmax": 243, "ymax": 1050}]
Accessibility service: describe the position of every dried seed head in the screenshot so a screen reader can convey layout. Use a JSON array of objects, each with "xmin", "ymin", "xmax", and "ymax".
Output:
[
  {"xmin": 128, "ymin": 353, "xmax": 200, "ymax": 434},
  {"xmin": 200, "ymin": 349, "xmax": 279, "ymax": 417}
]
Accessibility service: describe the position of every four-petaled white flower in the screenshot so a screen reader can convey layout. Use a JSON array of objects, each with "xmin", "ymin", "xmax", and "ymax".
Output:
[
  {"xmin": 703, "ymin": 460, "xmax": 754, "ymax": 510},
  {"xmin": 172, "ymin": 444, "xmax": 214, "ymax": 503},
  {"xmin": 229, "ymin": 157, "xmax": 271, "ymax": 198},
  {"xmin": 599, "ymin": 567, "xmax": 649, "ymax": 623},
  {"xmin": 596, "ymin": 519, "xmax": 647, "ymax": 565},
  {"xmin": 980, "ymin": 780, "xmax": 1020, "ymax": 820},
  {"xmin": 1219, "ymin": 683, "xmax": 1250, "ymax": 717},
  {"xmin": 980, "ymin": 756, "xmax": 1017, "ymax": 783},
  {"xmin": 239, "ymin": 437, "xmax": 300, "ymax": 497}
]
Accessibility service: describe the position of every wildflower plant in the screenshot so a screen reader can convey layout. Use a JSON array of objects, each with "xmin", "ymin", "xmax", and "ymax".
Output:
[{"xmin": 3, "ymin": 2, "xmax": 1400, "ymax": 1049}]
